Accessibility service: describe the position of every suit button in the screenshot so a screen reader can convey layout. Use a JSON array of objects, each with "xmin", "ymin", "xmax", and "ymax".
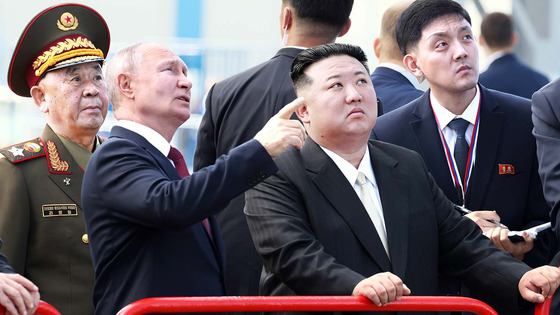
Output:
[{"xmin": 82, "ymin": 234, "xmax": 89, "ymax": 244}]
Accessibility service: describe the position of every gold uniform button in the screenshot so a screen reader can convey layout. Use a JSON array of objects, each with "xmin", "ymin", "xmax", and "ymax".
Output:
[{"xmin": 82, "ymin": 234, "xmax": 89, "ymax": 244}]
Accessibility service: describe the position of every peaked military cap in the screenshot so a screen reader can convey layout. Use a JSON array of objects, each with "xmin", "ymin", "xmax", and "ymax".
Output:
[{"xmin": 8, "ymin": 3, "xmax": 110, "ymax": 97}]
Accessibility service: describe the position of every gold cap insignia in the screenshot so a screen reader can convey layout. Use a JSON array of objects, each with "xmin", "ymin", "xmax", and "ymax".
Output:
[
  {"xmin": 31, "ymin": 36, "xmax": 103, "ymax": 78},
  {"xmin": 57, "ymin": 12, "xmax": 79, "ymax": 31}
]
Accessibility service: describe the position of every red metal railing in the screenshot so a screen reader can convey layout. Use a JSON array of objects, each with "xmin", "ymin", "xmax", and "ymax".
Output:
[
  {"xmin": 535, "ymin": 296, "xmax": 553, "ymax": 315},
  {"xmin": 0, "ymin": 294, "xmax": 550, "ymax": 314},
  {"xmin": 0, "ymin": 300, "xmax": 60, "ymax": 315},
  {"xmin": 116, "ymin": 296, "xmax": 499, "ymax": 314}
]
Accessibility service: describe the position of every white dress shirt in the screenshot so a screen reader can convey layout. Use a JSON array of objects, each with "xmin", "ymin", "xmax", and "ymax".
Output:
[
  {"xmin": 320, "ymin": 145, "xmax": 387, "ymax": 236},
  {"xmin": 430, "ymin": 85, "xmax": 481, "ymax": 187},
  {"xmin": 116, "ymin": 120, "xmax": 174, "ymax": 166}
]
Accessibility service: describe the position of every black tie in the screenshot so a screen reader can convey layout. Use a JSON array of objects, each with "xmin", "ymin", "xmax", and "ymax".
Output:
[{"xmin": 448, "ymin": 118, "xmax": 470, "ymax": 184}]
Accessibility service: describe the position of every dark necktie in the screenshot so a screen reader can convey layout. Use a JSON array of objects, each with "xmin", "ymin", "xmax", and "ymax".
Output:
[
  {"xmin": 448, "ymin": 118, "xmax": 470, "ymax": 183},
  {"xmin": 168, "ymin": 146, "xmax": 212, "ymax": 238},
  {"xmin": 446, "ymin": 120, "xmax": 470, "ymax": 307},
  {"xmin": 168, "ymin": 146, "xmax": 190, "ymax": 177}
]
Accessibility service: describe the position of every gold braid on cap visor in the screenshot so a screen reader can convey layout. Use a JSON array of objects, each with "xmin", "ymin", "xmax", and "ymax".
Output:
[{"xmin": 32, "ymin": 36, "xmax": 104, "ymax": 77}]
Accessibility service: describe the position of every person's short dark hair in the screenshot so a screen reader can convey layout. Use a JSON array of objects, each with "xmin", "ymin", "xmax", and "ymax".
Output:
[
  {"xmin": 480, "ymin": 12, "xmax": 513, "ymax": 48},
  {"xmin": 290, "ymin": 43, "xmax": 369, "ymax": 92},
  {"xmin": 283, "ymin": 0, "xmax": 354, "ymax": 35},
  {"xmin": 395, "ymin": 0, "xmax": 471, "ymax": 56}
]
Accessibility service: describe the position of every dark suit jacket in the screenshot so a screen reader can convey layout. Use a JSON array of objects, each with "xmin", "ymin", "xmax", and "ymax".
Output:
[
  {"xmin": 0, "ymin": 240, "xmax": 14, "ymax": 274},
  {"xmin": 532, "ymin": 78, "xmax": 560, "ymax": 242},
  {"xmin": 370, "ymin": 67, "xmax": 424, "ymax": 114},
  {"xmin": 82, "ymin": 126, "xmax": 278, "ymax": 315},
  {"xmin": 0, "ymin": 124, "xmax": 95, "ymax": 315},
  {"xmin": 479, "ymin": 54, "xmax": 549, "ymax": 99},
  {"xmin": 245, "ymin": 138, "xmax": 530, "ymax": 315},
  {"xmin": 193, "ymin": 47, "xmax": 302, "ymax": 297},
  {"xmin": 532, "ymin": 78, "xmax": 560, "ymax": 313},
  {"xmin": 371, "ymin": 85, "xmax": 555, "ymax": 269}
]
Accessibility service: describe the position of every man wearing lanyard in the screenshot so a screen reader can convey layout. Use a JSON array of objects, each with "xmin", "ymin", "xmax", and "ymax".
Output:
[{"xmin": 371, "ymin": 0, "xmax": 556, "ymax": 313}]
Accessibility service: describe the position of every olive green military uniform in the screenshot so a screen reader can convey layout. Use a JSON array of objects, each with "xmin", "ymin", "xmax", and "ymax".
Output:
[{"xmin": 0, "ymin": 124, "xmax": 101, "ymax": 314}]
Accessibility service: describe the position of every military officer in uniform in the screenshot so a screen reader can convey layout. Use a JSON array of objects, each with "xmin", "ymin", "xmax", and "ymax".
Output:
[{"xmin": 0, "ymin": 4, "xmax": 110, "ymax": 314}]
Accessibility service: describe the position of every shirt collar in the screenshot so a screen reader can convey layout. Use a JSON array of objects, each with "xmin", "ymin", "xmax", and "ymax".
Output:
[
  {"xmin": 116, "ymin": 120, "xmax": 171, "ymax": 157},
  {"xmin": 485, "ymin": 50, "xmax": 507, "ymax": 68},
  {"xmin": 320, "ymin": 145, "xmax": 378, "ymax": 188},
  {"xmin": 376, "ymin": 63, "xmax": 422, "ymax": 90},
  {"xmin": 430, "ymin": 84, "xmax": 480, "ymax": 129},
  {"xmin": 283, "ymin": 45, "xmax": 308, "ymax": 50}
]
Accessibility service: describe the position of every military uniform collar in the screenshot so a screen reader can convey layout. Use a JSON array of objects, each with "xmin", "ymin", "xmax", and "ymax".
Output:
[{"xmin": 43, "ymin": 124, "xmax": 96, "ymax": 171}]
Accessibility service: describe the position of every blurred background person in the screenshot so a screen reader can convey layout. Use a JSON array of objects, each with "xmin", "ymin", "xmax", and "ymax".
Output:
[
  {"xmin": 479, "ymin": 12, "xmax": 549, "ymax": 99},
  {"xmin": 370, "ymin": 0, "xmax": 423, "ymax": 114}
]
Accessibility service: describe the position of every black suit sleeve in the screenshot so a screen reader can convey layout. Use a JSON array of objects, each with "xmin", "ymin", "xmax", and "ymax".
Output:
[
  {"xmin": 194, "ymin": 84, "xmax": 218, "ymax": 171},
  {"xmin": 0, "ymin": 240, "xmax": 14, "ymax": 274},
  {"xmin": 86, "ymin": 138, "xmax": 277, "ymax": 229},
  {"xmin": 413, "ymin": 152, "xmax": 531, "ymax": 310},
  {"xmin": 532, "ymin": 84, "xmax": 560, "ymax": 241}
]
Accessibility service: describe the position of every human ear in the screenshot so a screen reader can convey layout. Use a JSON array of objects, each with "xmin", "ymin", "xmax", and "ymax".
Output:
[
  {"xmin": 403, "ymin": 54, "xmax": 423, "ymax": 78},
  {"xmin": 478, "ymin": 34, "xmax": 486, "ymax": 47},
  {"xmin": 373, "ymin": 38, "xmax": 381, "ymax": 59},
  {"xmin": 30, "ymin": 86, "xmax": 48, "ymax": 113},
  {"xmin": 281, "ymin": 7, "xmax": 292, "ymax": 45},
  {"xmin": 338, "ymin": 18, "xmax": 351, "ymax": 37},
  {"xmin": 295, "ymin": 98, "xmax": 310, "ymax": 124},
  {"xmin": 281, "ymin": 7, "xmax": 291, "ymax": 33},
  {"xmin": 511, "ymin": 32, "xmax": 518, "ymax": 47},
  {"xmin": 117, "ymin": 73, "xmax": 134, "ymax": 99}
]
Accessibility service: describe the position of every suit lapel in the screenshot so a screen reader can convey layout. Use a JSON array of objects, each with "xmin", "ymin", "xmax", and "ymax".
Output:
[
  {"xmin": 302, "ymin": 139, "xmax": 392, "ymax": 272},
  {"xmin": 409, "ymin": 95, "xmax": 461, "ymax": 204},
  {"xmin": 110, "ymin": 126, "xmax": 223, "ymax": 265},
  {"xmin": 42, "ymin": 125, "xmax": 84, "ymax": 207},
  {"xmin": 369, "ymin": 142, "xmax": 410, "ymax": 278},
  {"xmin": 110, "ymin": 126, "xmax": 180, "ymax": 180},
  {"xmin": 465, "ymin": 87, "xmax": 503, "ymax": 210}
]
